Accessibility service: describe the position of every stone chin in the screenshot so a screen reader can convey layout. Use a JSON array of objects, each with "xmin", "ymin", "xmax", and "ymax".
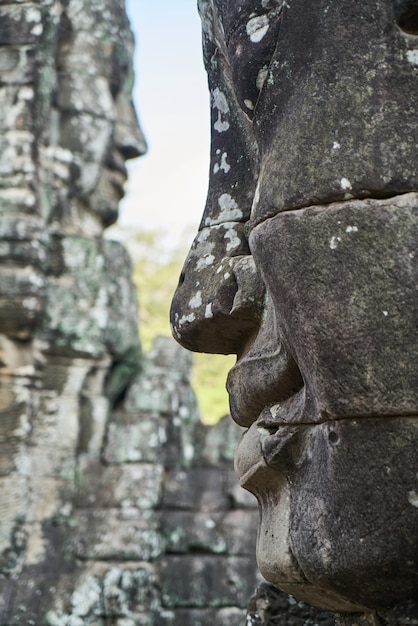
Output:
[{"xmin": 235, "ymin": 414, "xmax": 418, "ymax": 613}]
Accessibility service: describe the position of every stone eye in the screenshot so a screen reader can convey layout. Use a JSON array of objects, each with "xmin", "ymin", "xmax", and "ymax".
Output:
[{"xmin": 224, "ymin": 2, "xmax": 286, "ymax": 119}]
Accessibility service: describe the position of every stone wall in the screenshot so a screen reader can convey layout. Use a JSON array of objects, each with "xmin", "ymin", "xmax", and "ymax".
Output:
[{"xmin": 1, "ymin": 322, "xmax": 261, "ymax": 624}]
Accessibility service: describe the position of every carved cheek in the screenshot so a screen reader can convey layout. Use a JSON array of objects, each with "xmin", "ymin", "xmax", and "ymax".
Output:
[{"xmin": 250, "ymin": 194, "xmax": 418, "ymax": 420}]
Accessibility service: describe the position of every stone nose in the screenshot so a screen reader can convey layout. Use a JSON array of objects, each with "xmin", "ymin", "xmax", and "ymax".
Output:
[
  {"xmin": 170, "ymin": 223, "xmax": 265, "ymax": 355},
  {"xmin": 114, "ymin": 95, "xmax": 147, "ymax": 160}
]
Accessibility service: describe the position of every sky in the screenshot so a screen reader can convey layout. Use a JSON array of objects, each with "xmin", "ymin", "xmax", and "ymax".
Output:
[{"xmin": 118, "ymin": 0, "xmax": 210, "ymax": 250}]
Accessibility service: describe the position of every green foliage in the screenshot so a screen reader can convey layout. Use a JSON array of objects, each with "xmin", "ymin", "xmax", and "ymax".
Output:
[{"xmin": 129, "ymin": 229, "xmax": 233, "ymax": 424}]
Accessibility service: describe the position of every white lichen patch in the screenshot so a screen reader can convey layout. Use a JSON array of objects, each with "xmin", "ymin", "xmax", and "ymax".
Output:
[
  {"xmin": 406, "ymin": 50, "xmax": 418, "ymax": 66},
  {"xmin": 213, "ymin": 151, "xmax": 231, "ymax": 174},
  {"xmin": 19, "ymin": 86, "xmax": 34, "ymax": 101},
  {"xmin": 22, "ymin": 297, "xmax": 39, "ymax": 311},
  {"xmin": 197, "ymin": 228, "xmax": 211, "ymax": 244},
  {"xmin": 205, "ymin": 518, "xmax": 216, "ymax": 529},
  {"xmin": 340, "ymin": 177, "xmax": 352, "ymax": 190},
  {"xmin": 332, "ymin": 141, "xmax": 341, "ymax": 150},
  {"xmin": 26, "ymin": 524, "xmax": 47, "ymax": 565},
  {"xmin": 345, "ymin": 225, "xmax": 358, "ymax": 233},
  {"xmin": 212, "ymin": 87, "xmax": 230, "ymax": 133},
  {"xmin": 70, "ymin": 575, "xmax": 102, "ymax": 617},
  {"xmin": 219, "ymin": 192, "xmax": 241, "ymax": 215},
  {"xmin": 189, "ymin": 291, "xmax": 202, "ymax": 309},
  {"xmin": 256, "ymin": 65, "xmax": 269, "ymax": 91},
  {"xmin": 196, "ymin": 254, "xmax": 215, "ymax": 270},
  {"xmin": 246, "ymin": 15, "xmax": 270, "ymax": 43},
  {"xmin": 224, "ymin": 227, "xmax": 241, "ymax": 251},
  {"xmin": 178, "ymin": 313, "xmax": 196, "ymax": 326},
  {"xmin": 31, "ymin": 23, "xmax": 43, "ymax": 36},
  {"xmin": 204, "ymin": 193, "xmax": 243, "ymax": 226},
  {"xmin": 329, "ymin": 236, "xmax": 342, "ymax": 250},
  {"xmin": 184, "ymin": 443, "xmax": 194, "ymax": 461},
  {"xmin": 26, "ymin": 7, "xmax": 42, "ymax": 22},
  {"xmin": 408, "ymin": 490, "xmax": 418, "ymax": 508},
  {"xmin": 382, "ymin": 310, "xmax": 389, "ymax": 317}
]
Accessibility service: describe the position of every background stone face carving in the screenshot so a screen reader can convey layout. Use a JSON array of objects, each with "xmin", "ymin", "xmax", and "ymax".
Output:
[
  {"xmin": 171, "ymin": 0, "xmax": 418, "ymax": 619},
  {"xmin": 0, "ymin": 1, "xmax": 264, "ymax": 624}
]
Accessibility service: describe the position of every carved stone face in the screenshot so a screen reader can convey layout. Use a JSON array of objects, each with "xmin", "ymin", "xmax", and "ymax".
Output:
[
  {"xmin": 171, "ymin": 0, "xmax": 418, "ymax": 614},
  {"xmin": 48, "ymin": 0, "xmax": 146, "ymax": 230}
]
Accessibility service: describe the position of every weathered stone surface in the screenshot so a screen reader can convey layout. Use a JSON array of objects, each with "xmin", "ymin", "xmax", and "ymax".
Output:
[
  {"xmin": 162, "ymin": 468, "xmax": 230, "ymax": 511},
  {"xmin": 103, "ymin": 412, "xmax": 163, "ymax": 464},
  {"xmin": 158, "ymin": 555, "xmax": 256, "ymax": 609},
  {"xmin": 73, "ymin": 510, "xmax": 163, "ymax": 562},
  {"xmin": 76, "ymin": 461, "xmax": 164, "ymax": 510},
  {"xmin": 247, "ymin": 582, "xmax": 336, "ymax": 626},
  {"xmin": 171, "ymin": 0, "xmax": 418, "ymax": 620},
  {"xmin": 161, "ymin": 509, "xmax": 258, "ymax": 556},
  {"xmin": 154, "ymin": 607, "xmax": 246, "ymax": 626},
  {"xmin": 161, "ymin": 511, "xmax": 229, "ymax": 554}
]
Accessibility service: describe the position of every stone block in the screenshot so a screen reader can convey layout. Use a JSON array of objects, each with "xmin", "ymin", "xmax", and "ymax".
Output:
[
  {"xmin": 40, "ymin": 357, "xmax": 98, "ymax": 393},
  {"xmin": 0, "ymin": 441, "xmax": 23, "ymax": 475},
  {"xmin": 146, "ymin": 336, "xmax": 193, "ymax": 381},
  {"xmin": 154, "ymin": 607, "xmax": 245, "ymax": 626},
  {"xmin": 24, "ymin": 444, "xmax": 76, "ymax": 479},
  {"xmin": 160, "ymin": 511, "xmax": 227, "ymax": 555},
  {"xmin": 221, "ymin": 510, "xmax": 258, "ymax": 555},
  {"xmin": 102, "ymin": 240, "xmax": 141, "ymax": 361},
  {"xmin": 0, "ymin": 45, "xmax": 36, "ymax": 84},
  {"xmin": 0, "ymin": 214, "xmax": 42, "ymax": 241},
  {"xmin": 0, "ymin": 6, "xmax": 45, "ymax": 46},
  {"xmin": 0, "ymin": 239, "xmax": 43, "ymax": 266},
  {"xmin": 0, "ymin": 475, "xmax": 28, "ymax": 556},
  {"xmin": 0, "ymin": 191, "xmax": 38, "ymax": 222},
  {"xmin": 102, "ymin": 564, "xmax": 160, "ymax": 616},
  {"xmin": 76, "ymin": 461, "xmax": 163, "ymax": 510},
  {"xmin": 103, "ymin": 413, "xmax": 163, "ymax": 464},
  {"xmin": 112, "ymin": 617, "xmax": 154, "ymax": 626},
  {"xmin": 32, "ymin": 389, "xmax": 81, "ymax": 451},
  {"xmin": 0, "ymin": 84, "xmax": 35, "ymax": 131},
  {"xmin": 74, "ymin": 510, "xmax": 163, "ymax": 561},
  {"xmin": 26, "ymin": 477, "xmax": 74, "ymax": 523},
  {"xmin": 0, "ymin": 266, "xmax": 45, "ymax": 337},
  {"xmin": 0, "ymin": 394, "xmax": 30, "ymax": 443},
  {"xmin": 0, "ymin": 130, "xmax": 35, "ymax": 176},
  {"xmin": 225, "ymin": 468, "xmax": 258, "ymax": 509},
  {"xmin": 162, "ymin": 468, "xmax": 229, "ymax": 511},
  {"xmin": 199, "ymin": 415, "xmax": 242, "ymax": 468},
  {"xmin": 45, "ymin": 236, "xmax": 109, "ymax": 354},
  {"xmin": 160, "ymin": 509, "xmax": 257, "ymax": 557},
  {"xmin": 124, "ymin": 370, "xmax": 177, "ymax": 415},
  {"xmin": 157, "ymin": 555, "xmax": 258, "ymax": 609},
  {"xmin": 44, "ymin": 562, "xmax": 160, "ymax": 623}
]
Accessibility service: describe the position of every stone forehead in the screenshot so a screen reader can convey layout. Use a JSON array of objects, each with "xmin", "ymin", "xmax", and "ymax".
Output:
[
  {"xmin": 59, "ymin": 0, "xmax": 135, "ymax": 81},
  {"xmin": 65, "ymin": 0, "xmax": 133, "ymax": 43}
]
